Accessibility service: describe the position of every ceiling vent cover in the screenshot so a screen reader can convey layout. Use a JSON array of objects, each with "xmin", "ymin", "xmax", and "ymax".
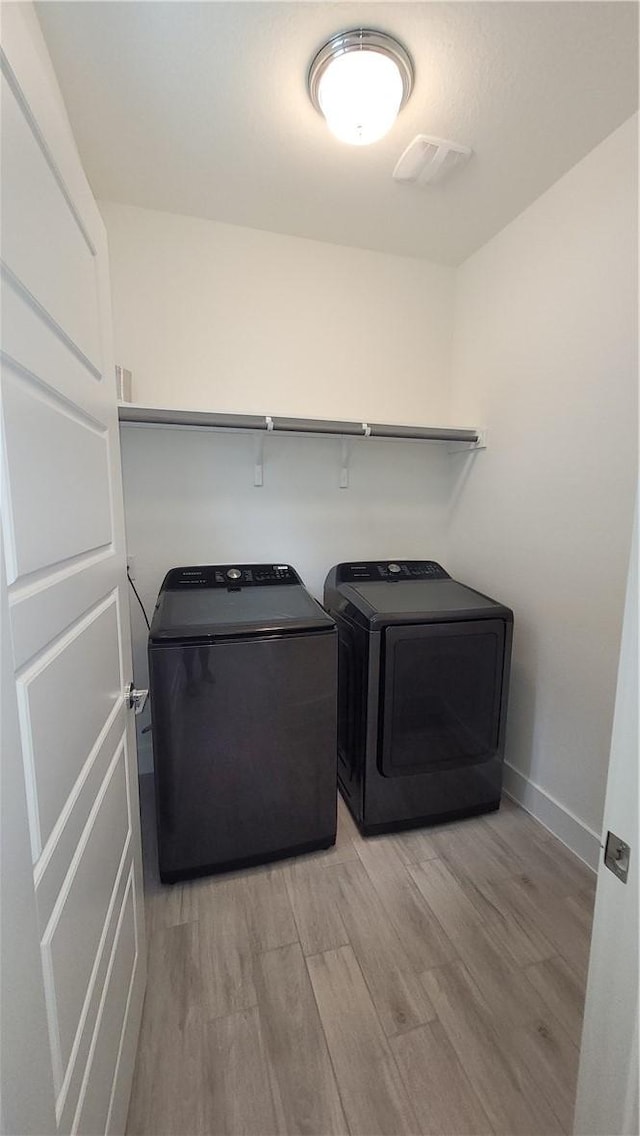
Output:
[{"xmin": 393, "ymin": 135, "xmax": 472, "ymax": 185}]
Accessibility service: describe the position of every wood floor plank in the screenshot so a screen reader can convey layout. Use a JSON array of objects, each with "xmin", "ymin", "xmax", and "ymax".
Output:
[
  {"xmin": 498, "ymin": 1016, "xmax": 580, "ymax": 1134},
  {"xmin": 144, "ymin": 876, "xmax": 188, "ymax": 936},
  {"xmin": 327, "ymin": 860, "xmax": 436, "ymax": 1036},
  {"xmin": 484, "ymin": 801, "xmax": 595, "ymax": 899},
  {"xmin": 181, "ymin": 862, "xmax": 253, "ymax": 922},
  {"xmin": 241, "ymin": 864, "xmax": 299, "ymax": 953},
  {"xmin": 519, "ymin": 844, "xmax": 596, "ymax": 901},
  {"xmin": 197, "ymin": 877, "xmax": 258, "ymax": 1020},
  {"xmin": 431, "ymin": 816, "xmax": 525, "ymax": 885},
  {"xmin": 526, "ymin": 955, "xmax": 586, "ymax": 1046},
  {"xmin": 483, "ymin": 798, "xmax": 554, "ymax": 857},
  {"xmin": 337, "ymin": 794, "xmax": 362, "ymax": 845},
  {"xmin": 127, "ymin": 924, "xmax": 204, "ymax": 1135},
  {"xmin": 194, "ymin": 864, "xmax": 300, "ymax": 1020},
  {"xmin": 423, "ymin": 961, "xmax": 564, "ymax": 1135},
  {"xmin": 409, "ymin": 859, "xmax": 545, "ymax": 1026},
  {"xmin": 492, "ymin": 872, "xmax": 593, "ymax": 982},
  {"xmin": 202, "ymin": 1007, "xmax": 278, "ymax": 1136},
  {"xmin": 468, "ymin": 869, "xmax": 592, "ymax": 998},
  {"xmin": 307, "ymin": 945, "xmax": 419, "ymax": 1136},
  {"xmin": 458, "ymin": 921, "xmax": 545, "ymax": 1028},
  {"xmin": 567, "ymin": 888, "xmax": 596, "ymax": 928},
  {"xmin": 384, "ymin": 826, "xmax": 440, "ymax": 865},
  {"xmin": 407, "ymin": 857, "xmax": 481, "ymax": 941},
  {"xmin": 284, "ymin": 860, "xmax": 349, "ymax": 957},
  {"xmin": 354, "ymin": 833, "xmax": 456, "ymax": 971},
  {"xmin": 390, "ymin": 1019, "xmax": 494, "ymax": 1135},
  {"xmin": 460, "ymin": 875, "xmax": 557, "ymax": 967},
  {"xmin": 254, "ymin": 942, "xmax": 348, "ymax": 1136}
]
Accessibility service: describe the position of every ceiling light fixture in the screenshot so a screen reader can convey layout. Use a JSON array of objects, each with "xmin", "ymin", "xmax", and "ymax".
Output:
[{"xmin": 308, "ymin": 29, "xmax": 414, "ymax": 147}]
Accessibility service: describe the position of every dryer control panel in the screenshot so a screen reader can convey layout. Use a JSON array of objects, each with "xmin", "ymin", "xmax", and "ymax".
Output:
[
  {"xmin": 162, "ymin": 564, "xmax": 301, "ymax": 590},
  {"xmin": 336, "ymin": 560, "xmax": 450, "ymax": 583}
]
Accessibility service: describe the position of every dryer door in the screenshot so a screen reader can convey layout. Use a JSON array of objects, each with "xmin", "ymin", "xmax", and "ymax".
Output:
[{"xmin": 379, "ymin": 619, "xmax": 506, "ymax": 776}]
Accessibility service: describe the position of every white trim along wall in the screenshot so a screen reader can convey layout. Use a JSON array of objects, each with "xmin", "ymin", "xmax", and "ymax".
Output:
[{"xmin": 503, "ymin": 766, "xmax": 601, "ymax": 871}]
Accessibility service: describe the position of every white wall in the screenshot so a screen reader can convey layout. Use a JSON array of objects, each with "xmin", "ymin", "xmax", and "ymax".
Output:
[
  {"xmin": 448, "ymin": 117, "xmax": 638, "ymax": 865},
  {"xmin": 101, "ymin": 201, "xmax": 455, "ymax": 425}
]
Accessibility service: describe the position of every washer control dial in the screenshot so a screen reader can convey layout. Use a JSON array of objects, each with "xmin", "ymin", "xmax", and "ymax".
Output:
[
  {"xmin": 227, "ymin": 567, "xmax": 242, "ymax": 580},
  {"xmin": 388, "ymin": 563, "xmax": 401, "ymax": 574}
]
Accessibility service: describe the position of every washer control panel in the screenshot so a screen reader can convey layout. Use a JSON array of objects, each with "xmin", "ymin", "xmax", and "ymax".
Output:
[
  {"xmin": 163, "ymin": 564, "xmax": 301, "ymax": 589},
  {"xmin": 337, "ymin": 560, "xmax": 449, "ymax": 583}
]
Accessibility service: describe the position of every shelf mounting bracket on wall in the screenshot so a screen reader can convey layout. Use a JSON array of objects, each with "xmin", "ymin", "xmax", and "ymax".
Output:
[
  {"xmin": 254, "ymin": 433, "xmax": 265, "ymax": 487},
  {"xmin": 448, "ymin": 428, "xmax": 487, "ymax": 454},
  {"xmin": 340, "ymin": 438, "xmax": 351, "ymax": 489}
]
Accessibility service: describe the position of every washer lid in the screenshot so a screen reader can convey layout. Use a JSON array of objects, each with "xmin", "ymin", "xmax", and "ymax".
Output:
[{"xmin": 149, "ymin": 565, "xmax": 334, "ymax": 641}]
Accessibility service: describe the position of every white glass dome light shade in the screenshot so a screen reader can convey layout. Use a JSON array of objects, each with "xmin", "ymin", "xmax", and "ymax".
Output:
[
  {"xmin": 318, "ymin": 50, "xmax": 404, "ymax": 146},
  {"xmin": 308, "ymin": 30, "xmax": 414, "ymax": 147}
]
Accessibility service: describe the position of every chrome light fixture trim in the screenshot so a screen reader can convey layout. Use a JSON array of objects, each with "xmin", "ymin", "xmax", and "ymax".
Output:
[{"xmin": 308, "ymin": 29, "xmax": 414, "ymax": 116}]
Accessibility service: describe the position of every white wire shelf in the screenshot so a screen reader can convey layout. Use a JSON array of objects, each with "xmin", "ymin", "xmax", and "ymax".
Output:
[
  {"xmin": 117, "ymin": 403, "xmax": 483, "ymax": 444},
  {"xmin": 117, "ymin": 404, "xmax": 486, "ymax": 487}
]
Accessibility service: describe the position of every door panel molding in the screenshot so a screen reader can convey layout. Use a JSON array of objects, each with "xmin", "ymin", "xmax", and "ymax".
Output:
[
  {"xmin": 9, "ymin": 548, "xmax": 118, "ymax": 669},
  {"xmin": 0, "ymin": 67, "xmax": 101, "ymax": 366},
  {"xmin": 55, "ymin": 832, "xmax": 133, "ymax": 1129},
  {"xmin": 0, "ymin": 545, "xmax": 58, "ymax": 1134},
  {"xmin": 35, "ymin": 703, "xmax": 126, "ymax": 928},
  {"xmin": 16, "ymin": 593, "xmax": 122, "ymax": 857},
  {"xmin": 72, "ymin": 871, "xmax": 137, "ymax": 1136},
  {"xmin": 0, "ymin": 48, "xmax": 95, "ymax": 255},
  {"xmin": 1, "ymin": 352, "xmax": 105, "ymax": 430},
  {"xmin": 2, "ymin": 372, "xmax": 112, "ymax": 583},
  {"xmin": 42, "ymin": 744, "xmax": 131, "ymax": 1110},
  {"xmin": 1, "ymin": 261, "xmax": 101, "ymax": 381}
]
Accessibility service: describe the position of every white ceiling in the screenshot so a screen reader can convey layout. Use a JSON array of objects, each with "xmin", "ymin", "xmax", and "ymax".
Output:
[{"xmin": 38, "ymin": 1, "xmax": 638, "ymax": 265}]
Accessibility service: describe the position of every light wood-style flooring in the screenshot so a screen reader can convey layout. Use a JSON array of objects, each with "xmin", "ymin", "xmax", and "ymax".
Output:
[{"xmin": 128, "ymin": 776, "xmax": 595, "ymax": 1136}]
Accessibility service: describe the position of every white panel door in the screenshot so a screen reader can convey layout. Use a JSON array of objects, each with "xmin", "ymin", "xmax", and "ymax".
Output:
[
  {"xmin": 574, "ymin": 506, "xmax": 638, "ymax": 1135},
  {"xmin": 0, "ymin": 6, "xmax": 146, "ymax": 1135}
]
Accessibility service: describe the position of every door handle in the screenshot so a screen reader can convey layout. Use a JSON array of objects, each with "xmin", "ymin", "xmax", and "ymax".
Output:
[{"xmin": 126, "ymin": 682, "xmax": 148, "ymax": 716}]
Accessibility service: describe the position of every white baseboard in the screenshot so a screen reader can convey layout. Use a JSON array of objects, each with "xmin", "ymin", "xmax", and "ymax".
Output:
[{"xmin": 503, "ymin": 762, "xmax": 601, "ymax": 872}]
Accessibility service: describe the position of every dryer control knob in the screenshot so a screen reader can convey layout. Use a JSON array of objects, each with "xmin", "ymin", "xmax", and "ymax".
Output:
[
  {"xmin": 388, "ymin": 563, "xmax": 401, "ymax": 574},
  {"xmin": 227, "ymin": 568, "xmax": 242, "ymax": 580}
]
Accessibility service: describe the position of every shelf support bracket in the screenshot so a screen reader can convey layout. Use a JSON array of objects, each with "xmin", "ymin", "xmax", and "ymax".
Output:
[
  {"xmin": 254, "ymin": 434, "xmax": 264, "ymax": 487},
  {"xmin": 448, "ymin": 428, "xmax": 487, "ymax": 454},
  {"xmin": 340, "ymin": 438, "xmax": 351, "ymax": 489}
]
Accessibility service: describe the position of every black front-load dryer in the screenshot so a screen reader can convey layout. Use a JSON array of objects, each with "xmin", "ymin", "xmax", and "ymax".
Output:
[
  {"xmin": 323, "ymin": 560, "xmax": 513, "ymax": 835},
  {"xmin": 149, "ymin": 563, "xmax": 337, "ymax": 881}
]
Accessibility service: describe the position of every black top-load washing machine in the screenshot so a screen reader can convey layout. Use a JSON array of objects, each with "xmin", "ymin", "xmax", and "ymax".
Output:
[
  {"xmin": 324, "ymin": 560, "xmax": 513, "ymax": 835},
  {"xmin": 149, "ymin": 563, "xmax": 337, "ymax": 881}
]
